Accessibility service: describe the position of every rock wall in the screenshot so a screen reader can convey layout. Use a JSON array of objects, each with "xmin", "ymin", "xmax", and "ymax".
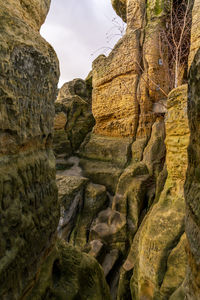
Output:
[
  {"xmin": 188, "ymin": 0, "xmax": 200, "ymax": 66},
  {"xmin": 0, "ymin": 2, "xmax": 110, "ymax": 300},
  {"xmin": 0, "ymin": 1, "xmax": 60, "ymax": 298},
  {"xmin": 52, "ymin": 1, "xmax": 195, "ymax": 299},
  {"xmin": 184, "ymin": 48, "xmax": 200, "ymax": 300},
  {"xmin": 2, "ymin": 0, "xmax": 200, "ymax": 299},
  {"xmin": 49, "ymin": 0, "xmax": 200, "ymax": 298},
  {"xmin": 111, "ymin": 0, "xmax": 127, "ymax": 21},
  {"xmin": 79, "ymin": 0, "xmax": 170, "ymax": 197},
  {"xmin": 93, "ymin": 0, "xmax": 169, "ymax": 139},
  {"xmin": 54, "ymin": 78, "xmax": 94, "ymax": 157},
  {"xmin": 121, "ymin": 85, "xmax": 189, "ymax": 300}
]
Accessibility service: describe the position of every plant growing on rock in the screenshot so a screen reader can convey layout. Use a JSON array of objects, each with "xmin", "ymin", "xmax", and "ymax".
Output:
[{"xmin": 159, "ymin": 0, "xmax": 194, "ymax": 89}]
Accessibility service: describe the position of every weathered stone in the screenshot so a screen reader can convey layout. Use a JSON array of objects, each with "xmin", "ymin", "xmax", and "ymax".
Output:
[
  {"xmin": 56, "ymin": 175, "xmax": 88, "ymax": 240},
  {"xmin": 184, "ymin": 47, "xmax": 200, "ymax": 300},
  {"xmin": 111, "ymin": 0, "xmax": 127, "ymax": 22},
  {"xmin": 160, "ymin": 234, "xmax": 187, "ymax": 299},
  {"xmin": 26, "ymin": 239, "xmax": 111, "ymax": 300},
  {"xmin": 111, "ymin": 118, "xmax": 165, "ymax": 248},
  {"xmin": 79, "ymin": 133, "xmax": 132, "ymax": 194},
  {"xmin": 90, "ymin": 208, "xmax": 127, "ymax": 253},
  {"xmin": 79, "ymin": 133, "xmax": 132, "ymax": 168},
  {"xmin": 89, "ymin": 240, "xmax": 104, "ymax": 258},
  {"xmin": 0, "ymin": 1, "xmax": 60, "ymax": 298},
  {"xmin": 57, "ymin": 78, "xmax": 91, "ymax": 102},
  {"xmin": 188, "ymin": 0, "xmax": 200, "ymax": 66},
  {"xmin": 102, "ymin": 249, "xmax": 120, "ymax": 277},
  {"xmin": 79, "ymin": 159, "xmax": 122, "ymax": 194},
  {"xmin": 92, "ymin": 0, "xmax": 169, "ymax": 140},
  {"xmin": 70, "ymin": 182, "xmax": 108, "ymax": 248},
  {"xmin": 143, "ymin": 117, "xmax": 166, "ymax": 176},
  {"xmin": 122, "ymin": 85, "xmax": 189, "ymax": 300},
  {"xmin": 53, "ymin": 79, "xmax": 95, "ymax": 156}
]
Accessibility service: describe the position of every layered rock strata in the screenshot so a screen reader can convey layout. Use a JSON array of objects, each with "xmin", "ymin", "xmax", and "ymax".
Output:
[
  {"xmin": 53, "ymin": 0, "xmax": 194, "ymax": 299},
  {"xmin": 79, "ymin": 0, "xmax": 169, "ymax": 195},
  {"xmin": 188, "ymin": 0, "xmax": 200, "ymax": 66},
  {"xmin": 0, "ymin": 2, "xmax": 110, "ymax": 300},
  {"xmin": 24, "ymin": 239, "xmax": 111, "ymax": 300},
  {"xmin": 93, "ymin": 0, "xmax": 169, "ymax": 139},
  {"xmin": 184, "ymin": 48, "xmax": 200, "ymax": 300},
  {"xmin": 120, "ymin": 85, "xmax": 189, "ymax": 300},
  {"xmin": 54, "ymin": 78, "xmax": 95, "ymax": 157},
  {"xmin": 0, "ymin": 1, "xmax": 60, "ymax": 298},
  {"xmin": 2, "ymin": 0, "xmax": 200, "ymax": 298}
]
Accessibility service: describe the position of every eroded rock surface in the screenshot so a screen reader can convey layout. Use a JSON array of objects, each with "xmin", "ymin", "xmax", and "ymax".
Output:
[
  {"xmin": 123, "ymin": 86, "xmax": 189, "ymax": 300},
  {"xmin": 25, "ymin": 239, "xmax": 111, "ymax": 300},
  {"xmin": 52, "ymin": 1, "xmax": 195, "ymax": 299},
  {"xmin": 0, "ymin": 1, "xmax": 60, "ymax": 298},
  {"xmin": 54, "ymin": 78, "xmax": 95, "ymax": 157},
  {"xmin": 184, "ymin": 48, "xmax": 200, "ymax": 300},
  {"xmin": 2, "ymin": 0, "xmax": 200, "ymax": 298},
  {"xmin": 92, "ymin": 0, "xmax": 169, "ymax": 139},
  {"xmin": 0, "ymin": 2, "xmax": 111, "ymax": 300}
]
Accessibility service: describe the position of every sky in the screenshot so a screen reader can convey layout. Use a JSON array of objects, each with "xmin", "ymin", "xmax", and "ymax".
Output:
[{"xmin": 40, "ymin": 0, "xmax": 125, "ymax": 87}]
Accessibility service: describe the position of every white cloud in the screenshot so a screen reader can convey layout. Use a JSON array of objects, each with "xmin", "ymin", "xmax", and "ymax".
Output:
[{"xmin": 41, "ymin": 0, "xmax": 125, "ymax": 87}]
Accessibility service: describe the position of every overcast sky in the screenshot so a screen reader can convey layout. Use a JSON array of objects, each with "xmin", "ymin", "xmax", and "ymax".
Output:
[{"xmin": 40, "ymin": 0, "xmax": 125, "ymax": 87}]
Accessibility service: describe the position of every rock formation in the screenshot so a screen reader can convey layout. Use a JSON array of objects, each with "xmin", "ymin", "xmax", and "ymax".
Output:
[
  {"xmin": 0, "ymin": 1, "xmax": 60, "ymax": 298},
  {"xmin": 52, "ymin": 0, "xmax": 198, "ymax": 299},
  {"xmin": 54, "ymin": 77, "xmax": 94, "ymax": 157},
  {"xmin": 184, "ymin": 48, "xmax": 200, "ymax": 300},
  {"xmin": 1, "ymin": 0, "xmax": 200, "ymax": 299},
  {"xmin": 120, "ymin": 85, "xmax": 189, "ymax": 300},
  {"xmin": 0, "ymin": 1, "xmax": 110, "ymax": 299}
]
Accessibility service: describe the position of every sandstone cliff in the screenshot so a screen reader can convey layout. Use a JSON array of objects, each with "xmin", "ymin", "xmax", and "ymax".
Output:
[
  {"xmin": 1, "ymin": 0, "xmax": 200, "ymax": 299},
  {"xmin": 184, "ymin": 47, "xmax": 200, "ymax": 300},
  {"xmin": 52, "ymin": 0, "xmax": 198, "ymax": 299},
  {"xmin": 0, "ymin": 1, "xmax": 60, "ymax": 297},
  {"xmin": 0, "ymin": 1, "xmax": 110, "ymax": 299}
]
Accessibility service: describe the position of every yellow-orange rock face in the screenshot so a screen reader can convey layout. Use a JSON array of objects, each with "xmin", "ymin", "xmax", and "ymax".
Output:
[
  {"xmin": 92, "ymin": 0, "xmax": 169, "ymax": 139},
  {"xmin": 185, "ymin": 49, "xmax": 200, "ymax": 300},
  {"xmin": 188, "ymin": 0, "xmax": 200, "ymax": 67},
  {"xmin": 121, "ymin": 85, "xmax": 189, "ymax": 300}
]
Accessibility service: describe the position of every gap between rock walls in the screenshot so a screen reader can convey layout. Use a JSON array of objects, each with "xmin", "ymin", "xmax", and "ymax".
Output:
[{"xmin": 0, "ymin": 0, "xmax": 200, "ymax": 299}]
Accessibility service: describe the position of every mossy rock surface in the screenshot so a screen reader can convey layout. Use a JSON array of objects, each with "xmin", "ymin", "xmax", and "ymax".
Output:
[{"xmin": 27, "ymin": 240, "xmax": 111, "ymax": 300}]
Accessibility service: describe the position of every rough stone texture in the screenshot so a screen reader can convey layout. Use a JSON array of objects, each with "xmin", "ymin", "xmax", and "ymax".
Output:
[
  {"xmin": 111, "ymin": 0, "xmax": 127, "ymax": 22},
  {"xmin": 57, "ymin": 174, "xmax": 89, "ymax": 241},
  {"xmin": 53, "ymin": 2, "xmax": 193, "ymax": 298},
  {"xmin": 120, "ymin": 85, "xmax": 189, "ymax": 300},
  {"xmin": 80, "ymin": 133, "xmax": 131, "ymax": 169},
  {"xmin": 188, "ymin": 0, "xmax": 200, "ymax": 67},
  {"xmin": 92, "ymin": 0, "xmax": 169, "ymax": 139},
  {"xmin": 79, "ymin": 133, "xmax": 132, "ymax": 193},
  {"xmin": 184, "ymin": 48, "xmax": 200, "ymax": 300},
  {"xmin": 78, "ymin": 0, "xmax": 169, "ymax": 200},
  {"xmin": 71, "ymin": 182, "xmax": 108, "ymax": 249},
  {"xmin": 50, "ymin": 1, "xmax": 198, "ymax": 299},
  {"xmin": 0, "ymin": 1, "xmax": 60, "ymax": 298},
  {"xmin": 25, "ymin": 239, "xmax": 111, "ymax": 300},
  {"xmin": 53, "ymin": 78, "xmax": 95, "ymax": 156}
]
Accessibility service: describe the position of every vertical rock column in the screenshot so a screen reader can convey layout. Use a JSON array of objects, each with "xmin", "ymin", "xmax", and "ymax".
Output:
[
  {"xmin": 185, "ymin": 48, "xmax": 200, "ymax": 300},
  {"xmin": 0, "ymin": 1, "xmax": 60, "ymax": 298},
  {"xmin": 120, "ymin": 85, "xmax": 189, "ymax": 300}
]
